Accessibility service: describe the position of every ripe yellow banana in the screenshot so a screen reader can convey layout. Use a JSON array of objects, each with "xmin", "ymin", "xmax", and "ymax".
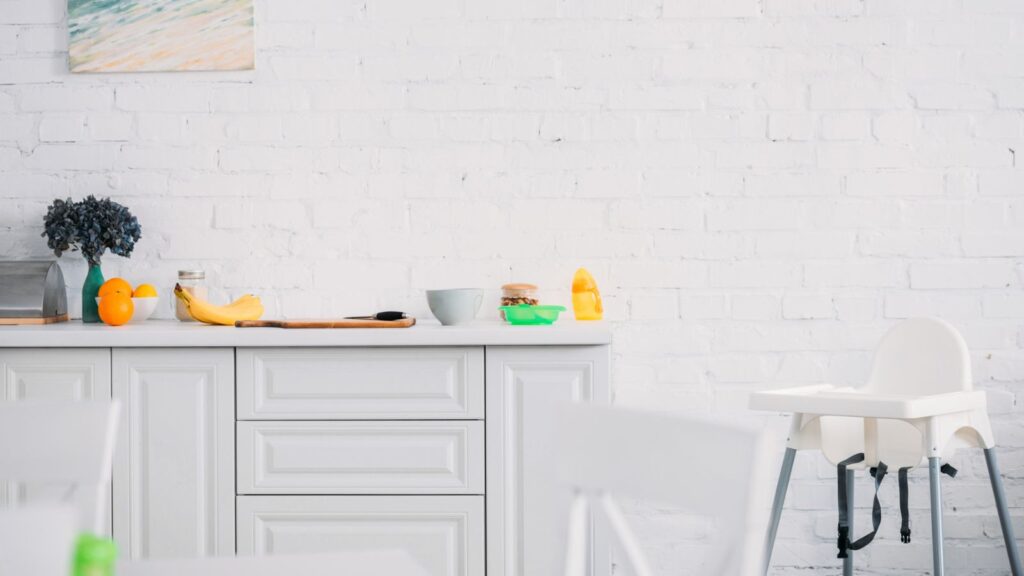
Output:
[{"xmin": 173, "ymin": 284, "xmax": 264, "ymax": 326}]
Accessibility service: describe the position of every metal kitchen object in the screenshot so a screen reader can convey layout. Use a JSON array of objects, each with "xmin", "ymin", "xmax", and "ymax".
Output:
[{"xmin": 0, "ymin": 260, "xmax": 69, "ymax": 324}]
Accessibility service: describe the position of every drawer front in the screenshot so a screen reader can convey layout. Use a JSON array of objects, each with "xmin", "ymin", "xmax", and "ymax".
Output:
[
  {"xmin": 0, "ymin": 349, "xmax": 110, "ymax": 402},
  {"xmin": 237, "ymin": 347, "xmax": 484, "ymax": 420},
  {"xmin": 237, "ymin": 495, "xmax": 484, "ymax": 576},
  {"xmin": 237, "ymin": 421, "xmax": 484, "ymax": 494}
]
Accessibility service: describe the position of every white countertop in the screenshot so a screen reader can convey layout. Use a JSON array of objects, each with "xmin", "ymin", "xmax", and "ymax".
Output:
[{"xmin": 0, "ymin": 319, "xmax": 612, "ymax": 348}]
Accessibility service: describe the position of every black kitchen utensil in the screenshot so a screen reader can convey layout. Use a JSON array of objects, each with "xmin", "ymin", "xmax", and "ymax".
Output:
[{"xmin": 344, "ymin": 311, "xmax": 408, "ymax": 321}]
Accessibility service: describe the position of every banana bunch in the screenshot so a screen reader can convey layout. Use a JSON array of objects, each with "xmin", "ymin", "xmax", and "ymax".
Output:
[{"xmin": 173, "ymin": 284, "xmax": 264, "ymax": 326}]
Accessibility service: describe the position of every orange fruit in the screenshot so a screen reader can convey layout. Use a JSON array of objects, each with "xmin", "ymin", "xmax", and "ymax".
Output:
[
  {"xmin": 98, "ymin": 294, "xmax": 134, "ymax": 326},
  {"xmin": 133, "ymin": 284, "xmax": 158, "ymax": 298},
  {"xmin": 99, "ymin": 277, "xmax": 133, "ymax": 299}
]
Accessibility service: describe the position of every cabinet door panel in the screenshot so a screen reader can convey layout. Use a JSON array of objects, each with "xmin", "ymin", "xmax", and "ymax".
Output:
[
  {"xmin": 486, "ymin": 346, "xmax": 612, "ymax": 576},
  {"xmin": 0, "ymin": 349, "xmax": 112, "ymax": 534},
  {"xmin": 238, "ymin": 496, "xmax": 484, "ymax": 576},
  {"xmin": 112, "ymin": 348, "xmax": 234, "ymax": 558}
]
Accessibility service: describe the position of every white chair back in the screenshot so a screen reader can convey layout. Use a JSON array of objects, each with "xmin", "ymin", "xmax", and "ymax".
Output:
[
  {"xmin": 864, "ymin": 317, "xmax": 972, "ymax": 395},
  {"xmin": 0, "ymin": 400, "xmax": 120, "ymax": 534},
  {"xmin": 552, "ymin": 403, "xmax": 773, "ymax": 576}
]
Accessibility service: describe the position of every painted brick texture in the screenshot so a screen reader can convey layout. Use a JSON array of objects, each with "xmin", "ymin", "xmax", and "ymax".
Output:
[{"xmin": 1, "ymin": 0, "xmax": 1024, "ymax": 573}]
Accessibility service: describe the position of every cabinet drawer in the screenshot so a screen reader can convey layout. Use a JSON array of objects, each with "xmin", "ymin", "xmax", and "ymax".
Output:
[
  {"xmin": 237, "ymin": 495, "xmax": 484, "ymax": 576},
  {"xmin": 237, "ymin": 421, "xmax": 484, "ymax": 495},
  {"xmin": 237, "ymin": 348, "xmax": 483, "ymax": 420}
]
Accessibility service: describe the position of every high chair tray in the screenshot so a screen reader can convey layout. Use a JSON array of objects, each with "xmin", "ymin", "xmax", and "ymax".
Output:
[{"xmin": 750, "ymin": 385, "xmax": 987, "ymax": 419}]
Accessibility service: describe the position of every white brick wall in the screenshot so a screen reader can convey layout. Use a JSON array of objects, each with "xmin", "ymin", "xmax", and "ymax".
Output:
[{"xmin": 1, "ymin": 0, "xmax": 1023, "ymax": 572}]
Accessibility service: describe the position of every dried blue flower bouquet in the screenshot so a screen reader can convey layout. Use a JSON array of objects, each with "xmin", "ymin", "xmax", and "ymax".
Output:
[{"xmin": 42, "ymin": 196, "xmax": 142, "ymax": 323}]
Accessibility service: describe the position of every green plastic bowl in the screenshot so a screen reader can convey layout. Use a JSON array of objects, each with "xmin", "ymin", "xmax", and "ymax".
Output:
[{"xmin": 499, "ymin": 304, "xmax": 566, "ymax": 325}]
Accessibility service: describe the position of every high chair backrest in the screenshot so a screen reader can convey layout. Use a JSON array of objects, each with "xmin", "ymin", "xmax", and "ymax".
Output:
[
  {"xmin": 817, "ymin": 318, "xmax": 973, "ymax": 468},
  {"xmin": 0, "ymin": 400, "xmax": 120, "ymax": 534},
  {"xmin": 864, "ymin": 317, "xmax": 972, "ymax": 396},
  {"xmin": 552, "ymin": 403, "xmax": 772, "ymax": 576}
]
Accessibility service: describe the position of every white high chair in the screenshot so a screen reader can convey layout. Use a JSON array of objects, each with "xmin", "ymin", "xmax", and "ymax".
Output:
[{"xmin": 751, "ymin": 317, "xmax": 1022, "ymax": 576}]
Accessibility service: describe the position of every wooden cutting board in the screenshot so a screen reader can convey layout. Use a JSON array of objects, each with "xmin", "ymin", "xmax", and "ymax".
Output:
[
  {"xmin": 0, "ymin": 313, "xmax": 69, "ymax": 325},
  {"xmin": 235, "ymin": 317, "xmax": 416, "ymax": 329}
]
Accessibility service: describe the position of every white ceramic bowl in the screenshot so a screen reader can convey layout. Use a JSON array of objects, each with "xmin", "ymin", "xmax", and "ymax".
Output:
[
  {"xmin": 426, "ymin": 288, "xmax": 483, "ymax": 326},
  {"xmin": 95, "ymin": 296, "xmax": 159, "ymax": 323}
]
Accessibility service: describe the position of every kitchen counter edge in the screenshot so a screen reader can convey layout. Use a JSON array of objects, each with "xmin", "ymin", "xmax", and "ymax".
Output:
[{"xmin": 0, "ymin": 320, "xmax": 612, "ymax": 347}]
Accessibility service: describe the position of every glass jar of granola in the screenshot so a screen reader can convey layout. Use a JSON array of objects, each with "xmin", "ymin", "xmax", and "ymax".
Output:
[{"xmin": 501, "ymin": 283, "xmax": 539, "ymax": 319}]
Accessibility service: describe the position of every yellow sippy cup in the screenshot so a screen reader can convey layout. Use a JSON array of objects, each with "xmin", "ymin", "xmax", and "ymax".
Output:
[{"xmin": 571, "ymin": 268, "xmax": 603, "ymax": 321}]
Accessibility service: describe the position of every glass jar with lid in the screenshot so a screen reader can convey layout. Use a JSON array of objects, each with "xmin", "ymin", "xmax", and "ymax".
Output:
[
  {"xmin": 501, "ymin": 283, "xmax": 539, "ymax": 306},
  {"xmin": 175, "ymin": 269, "xmax": 207, "ymax": 322},
  {"xmin": 501, "ymin": 283, "xmax": 538, "ymax": 319}
]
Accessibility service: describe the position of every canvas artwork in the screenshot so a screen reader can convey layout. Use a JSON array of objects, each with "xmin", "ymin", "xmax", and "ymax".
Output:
[{"xmin": 68, "ymin": 0, "xmax": 254, "ymax": 73}]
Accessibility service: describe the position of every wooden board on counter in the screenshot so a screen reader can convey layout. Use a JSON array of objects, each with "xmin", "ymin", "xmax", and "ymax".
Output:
[
  {"xmin": 235, "ymin": 317, "xmax": 416, "ymax": 329},
  {"xmin": 0, "ymin": 313, "xmax": 70, "ymax": 325}
]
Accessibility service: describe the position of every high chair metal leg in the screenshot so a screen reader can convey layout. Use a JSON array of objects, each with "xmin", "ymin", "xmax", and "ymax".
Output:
[
  {"xmin": 984, "ymin": 448, "xmax": 1023, "ymax": 576},
  {"xmin": 843, "ymin": 469, "xmax": 854, "ymax": 576},
  {"xmin": 929, "ymin": 458, "xmax": 945, "ymax": 576},
  {"xmin": 764, "ymin": 448, "xmax": 796, "ymax": 575}
]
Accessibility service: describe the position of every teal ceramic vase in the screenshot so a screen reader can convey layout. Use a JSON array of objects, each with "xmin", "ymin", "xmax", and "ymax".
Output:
[{"xmin": 82, "ymin": 263, "xmax": 104, "ymax": 323}]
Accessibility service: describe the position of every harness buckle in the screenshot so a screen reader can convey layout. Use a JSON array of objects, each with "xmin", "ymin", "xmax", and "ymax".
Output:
[{"xmin": 837, "ymin": 525, "xmax": 850, "ymax": 558}]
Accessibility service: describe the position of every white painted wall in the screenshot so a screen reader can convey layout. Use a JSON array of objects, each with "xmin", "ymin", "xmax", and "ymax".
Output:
[{"xmin": 1, "ymin": 0, "xmax": 1023, "ymax": 572}]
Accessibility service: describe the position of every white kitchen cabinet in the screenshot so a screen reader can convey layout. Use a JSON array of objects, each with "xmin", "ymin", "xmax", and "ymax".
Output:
[
  {"xmin": 237, "ymin": 495, "xmax": 485, "ymax": 576},
  {"xmin": 486, "ymin": 346, "xmax": 613, "ymax": 576},
  {"xmin": 112, "ymin": 348, "xmax": 234, "ymax": 559},
  {"xmin": 0, "ymin": 322, "xmax": 613, "ymax": 573},
  {"xmin": 0, "ymin": 349, "xmax": 112, "ymax": 533}
]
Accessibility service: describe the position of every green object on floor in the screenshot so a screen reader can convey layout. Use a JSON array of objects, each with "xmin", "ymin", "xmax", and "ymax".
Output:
[
  {"xmin": 499, "ymin": 304, "xmax": 567, "ymax": 325},
  {"xmin": 73, "ymin": 533, "xmax": 117, "ymax": 576}
]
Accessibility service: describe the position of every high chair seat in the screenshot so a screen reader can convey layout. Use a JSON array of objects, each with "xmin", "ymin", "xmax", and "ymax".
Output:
[{"xmin": 751, "ymin": 385, "xmax": 987, "ymax": 419}]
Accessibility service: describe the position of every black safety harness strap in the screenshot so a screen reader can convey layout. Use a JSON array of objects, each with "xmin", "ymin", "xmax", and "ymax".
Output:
[
  {"xmin": 836, "ymin": 453, "xmax": 863, "ymax": 558},
  {"xmin": 897, "ymin": 463, "xmax": 957, "ymax": 544},
  {"xmin": 837, "ymin": 453, "xmax": 889, "ymax": 558},
  {"xmin": 898, "ymin": 467, "xmax": 911, "ymax": 543}
]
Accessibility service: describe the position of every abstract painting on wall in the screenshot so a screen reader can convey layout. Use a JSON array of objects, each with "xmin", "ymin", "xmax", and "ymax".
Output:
[{"xmin": 68, "ymin": 0, "xmax": 254, "ymax": 73}]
